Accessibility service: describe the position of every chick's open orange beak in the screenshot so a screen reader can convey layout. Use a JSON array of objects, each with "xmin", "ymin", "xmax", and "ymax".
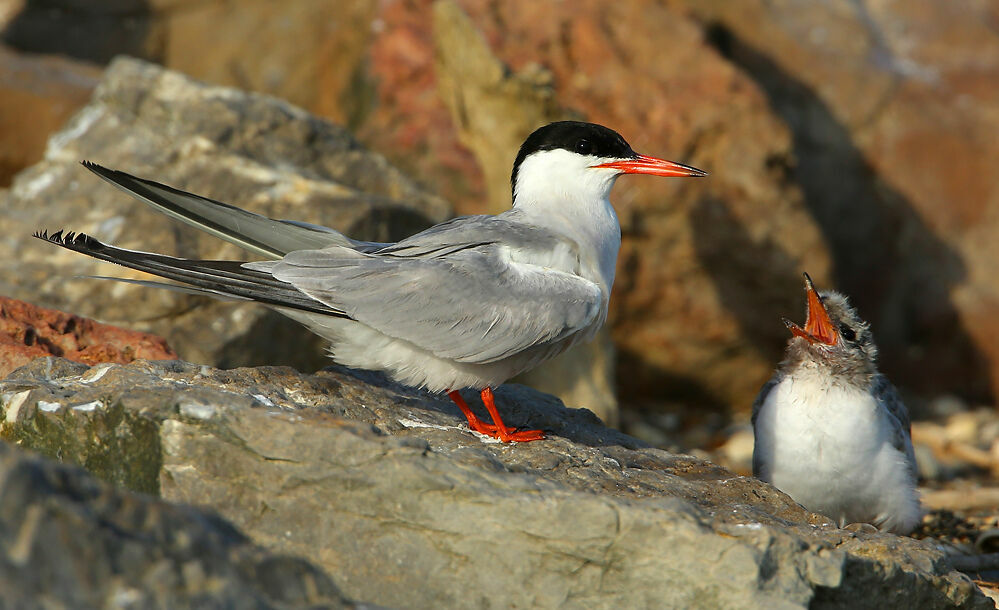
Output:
[{"xmin": 782, "ymin": 273, "xmax": 838, "ymax": 345}]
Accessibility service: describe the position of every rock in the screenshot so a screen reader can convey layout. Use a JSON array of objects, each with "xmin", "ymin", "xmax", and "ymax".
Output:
[
  {"xmin": 1, "ymin": 57, "xmax": 450, "ymax": 374},
  {"xmin": 151, "ymin": 0, "xmax": 378, "ymax": 125},
  {"xmin": 344, "ymin": 0, "xmax": 835, "ymax": 414},
  {"xmin": 0, "ymin": 296, "xmax": 176, "ymax": 378},
  {"xmin": 0, "ymin": 357, "xmax": 989, "ymax": 608},
  {"xmin": 1, "ymin": 0, "xmax": 158, "ymax": 65},
  {"xmin": 1, "ymin": 0, "xmax": 380, "ymax": 128},
  {"xmin": 431, "ymin": 0, "xmax": 558, "ymax": 216},
  {"xmin": 2, "ymin": 0, "xmax": 997, "ymax": 418},
  {"xmin": 0, "ymin": 42, "xmax": 99, "ymax": 185},
  {"xmin": 431, "ymin": 0, "xmax": 617, "ymax": 424},
  {"xmin": 0, "ymin": 432, "xmax": 352, "ymax": 607},
  {"xmin": 677, "ymin": 0, "xmax": 999, "ymax": 406}
]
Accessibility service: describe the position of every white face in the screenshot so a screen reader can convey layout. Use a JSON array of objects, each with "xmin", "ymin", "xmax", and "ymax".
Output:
[{"xmin": 512, "ymin": 148, "xmax": 623, "ymax": 207}]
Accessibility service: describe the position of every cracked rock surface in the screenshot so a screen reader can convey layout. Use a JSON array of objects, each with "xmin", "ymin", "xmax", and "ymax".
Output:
[{"xmin": 0, "ymin": 357, "xmax": 989, "ymax": 609}]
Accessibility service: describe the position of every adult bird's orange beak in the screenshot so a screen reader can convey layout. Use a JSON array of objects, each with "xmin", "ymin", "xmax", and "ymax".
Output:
[
  {"xmin": 783, "ymin": 273, "xmax": 838, "ymax": 345},
  {"xmin": 593, "ymin": 154, "xmax": 707, "ymax": 177}
]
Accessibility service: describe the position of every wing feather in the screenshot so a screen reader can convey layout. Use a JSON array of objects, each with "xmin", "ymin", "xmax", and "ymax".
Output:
[
  {"xmin": 82, "ymin": 162, "xmax": 387, "ymax": 258},
  {"xmin": 258, "ymin": 230, "xmax": 603, "ymax": 364},
  {"xmin": 872, "ymin": 374, "xmax": 918, "ymax": 474}
]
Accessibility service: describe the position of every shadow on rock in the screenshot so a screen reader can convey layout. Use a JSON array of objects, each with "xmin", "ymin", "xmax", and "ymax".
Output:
[
  {"xmin": 616, "ymin": 346, "xmax": 731, "ymax": 413},
  {"xmin": 325, "ymin": 365, "xmax": 645, "ymax": 449},
  {"xmin": 2, "ymin": 1, "xmax": 157, "ymax": 65},
  {"xmin": 690, "ymin": 195, "xmax": 804, "ymax": 368}
]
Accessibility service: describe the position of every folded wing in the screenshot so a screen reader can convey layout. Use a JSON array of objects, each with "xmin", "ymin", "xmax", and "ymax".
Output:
[{"xmin": 253, "ymin": 242, "xmax": 603, "ymax": 364}]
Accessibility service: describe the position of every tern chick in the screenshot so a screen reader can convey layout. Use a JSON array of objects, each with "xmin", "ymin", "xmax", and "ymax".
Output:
[{"xmin": 752, "ymin": 273, "xmax": 922, "ymax": 533}]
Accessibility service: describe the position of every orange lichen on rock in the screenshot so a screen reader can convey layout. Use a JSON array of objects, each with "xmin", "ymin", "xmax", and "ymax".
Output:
[{"xmin": 0, "ymin": 296, "xmax": 176, "ymax": 377}]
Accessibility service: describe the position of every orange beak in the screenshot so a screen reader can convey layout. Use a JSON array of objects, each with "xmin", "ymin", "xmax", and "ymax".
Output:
[
  {"xmin": 593, "ymin": 154, "xmax": 707, "ymax": 177},
  {"xmin": 783, "ymin": 273, "xmax": 838, "ymax": 345}
]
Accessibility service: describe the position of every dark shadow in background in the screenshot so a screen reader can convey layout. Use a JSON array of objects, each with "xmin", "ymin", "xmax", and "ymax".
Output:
[
  {"xmin": 698, "ymin": 23, "xmax": 994, "ymax": 409},
  {"xmin": 2, "ymin": 0, "xmax": 157, "ymax": 65},
  {"xmin": 690, "ymin": 196, "xmax": 805, "ymax": 370}
]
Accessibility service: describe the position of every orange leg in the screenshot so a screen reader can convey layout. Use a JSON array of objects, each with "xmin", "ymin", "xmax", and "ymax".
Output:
[
  {"xmin": 447, "ymin": 390, "xmax": 499, "ymax": 433},
  {"xmin": 446, "ymin": 388, "xmax": 545, "ymax": 442}
]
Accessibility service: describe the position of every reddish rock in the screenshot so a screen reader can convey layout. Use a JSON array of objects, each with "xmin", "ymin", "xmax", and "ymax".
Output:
[
  {"xmin": 0, "ymin": 296, "xmax": 176, "ymax": 377},
  {"xmin": 4, "ymin": 0, "xmax": 997, "ymax": 412},
  {"xmin": 0, "ymin": 43, "xmax": 100, "ymax": 185},
  {"xmin": 676, "ymin": 0, "xmax": 999, "ymax": 403},
  {"xmin": 348, "ymin": 0, "xmax": 832, "ymax": 411},
  {"xmin": 333, "ymin": 0, "xmax": 999, "ymax": 410}
]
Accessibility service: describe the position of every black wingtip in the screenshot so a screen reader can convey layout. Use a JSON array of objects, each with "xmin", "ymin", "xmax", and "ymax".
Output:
[
  {"xmin": 34, "ymin": 229, "xmax": 103, "ymax": 250},
  {"xmin": 81, "ymin": 160, "xmax": 112, "ymax": 177},
  {"xmin": 33, "ymin": 228, "xmax": 64, "ymax": 243}
]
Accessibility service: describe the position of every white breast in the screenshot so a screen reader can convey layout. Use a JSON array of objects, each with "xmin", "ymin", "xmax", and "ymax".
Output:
[
  {"xmin": 511, "ymin": 148, "xmax": 622, "ymax": 300},
  {"xmin": 754, "ymin": 367, "xmax": 921, "ymax": 532}
]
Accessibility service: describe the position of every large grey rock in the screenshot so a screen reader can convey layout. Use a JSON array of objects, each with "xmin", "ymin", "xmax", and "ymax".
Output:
[
  {"xmin": 0, "ymin": 357, "xmax": 988, "ymax": 609},
  {"xmin": 2, "ymin": 57, "xmax": 450, "ymax": 374},
  {"xmin": 0, "ymin": 430, "xmax": 353, "ymax": 608}
]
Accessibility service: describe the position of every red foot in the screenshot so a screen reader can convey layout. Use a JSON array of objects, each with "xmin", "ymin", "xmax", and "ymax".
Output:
[{"xmin": 447, "ymin": 388, "xmax": 545, "ymax": 443}]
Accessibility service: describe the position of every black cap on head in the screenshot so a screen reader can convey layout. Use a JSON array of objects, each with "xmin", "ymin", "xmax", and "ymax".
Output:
[{"xmin": 511, "ymin": 121, "xmax": 636, "ymax": 193}]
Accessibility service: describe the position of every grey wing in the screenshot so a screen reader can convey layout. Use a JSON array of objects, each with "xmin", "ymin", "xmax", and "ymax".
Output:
[
  {"xmin": 751, "ymin": 375, "xmax": 780, "ymax": 477},
  {"xmin": 873, "ymin": 374, "xmax": 918, "ymax": 472},
  {"xmin": 83, "ymin": 162, "xmax": 388, "ymax": 259},
  {"xmin": 255, "ymin": 228, "xmax": 603, "ymax": 364},
  {"xmin": 371, "ymin": 209, "xmax": 590, "ymax": 259},
  {"xmin": 751, "ymin": 376, "xmax": 780, "ymax": 428},
  {"xmin": 374, "ymin": 214, "xmax": 529, "ymax": 257}
]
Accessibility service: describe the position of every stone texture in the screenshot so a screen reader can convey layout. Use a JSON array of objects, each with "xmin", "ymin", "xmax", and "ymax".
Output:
[
  {"xmin": 431, "ymin": 0, "xmax": 617, "ymax": 424},
  {"xmin": 431, "ymin": 0, "xmax": 558, "ymax": 216},
  {"xmin": 1, "ymin": 57, "xmax": 450, "ymax": 375},
  {"xmin": 675, "ymin": 0, "xmax": 999, "ymax": 406},
  {"xmin": 347, "ymin": 0, "xmax": 835, "ymax": 414},
  {"xmin": 0, "ymin": 432, "xmax": 352, "ymax": 608},
  {"xmin": 0, "ymin": 296, "xmax": 176, "ymax": 378},
  {"xmin": 0, "ymin": 42, "xmax": 99, "ymax": 185},
  {"xmin": 0, "ymin": 357, "xmax": 989, "ymax": 609},
  {"xmin": 2, "ymin": 0, "xmax": 998, "ymax": 416},
  {"xmin": 1, "ymin": 0, "xmax": 158, "ymax": 65},
  {"xmin": 154, "ymin": 0, "xmax": 378, "ymax": 131},
  {"xmin": 1, "ymin": 0, "xmax": 379, "ymax": 128}
]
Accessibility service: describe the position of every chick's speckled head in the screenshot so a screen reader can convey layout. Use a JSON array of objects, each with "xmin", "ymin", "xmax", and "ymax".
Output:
[{"xmin": 780, "ymin": 274, "xmax": 879, "ymax": 384}]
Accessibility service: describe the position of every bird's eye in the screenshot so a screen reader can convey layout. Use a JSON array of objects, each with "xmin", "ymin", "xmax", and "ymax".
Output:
[
  {"xmin": 575, "ymin": 139, "xmax": 594, "ymax": 155},
  {"xmin": 839, "ymin": 324, "xmax": 856, "ymax": 342}
]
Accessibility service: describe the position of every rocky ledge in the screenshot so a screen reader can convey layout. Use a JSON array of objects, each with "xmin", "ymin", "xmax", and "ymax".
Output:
[
  {"xmin": 0, "ymin": 357, "xmax": 988, "ymax": 608},
  {"xmin": 0, "ymin": 417, "xmax": 352, "ymax": 608}
]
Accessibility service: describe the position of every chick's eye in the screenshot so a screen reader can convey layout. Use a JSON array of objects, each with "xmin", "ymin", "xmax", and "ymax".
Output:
[
  {"xmin": 839, "ymin": 324, "xmax": 856, "ymax": 341},
  {"xmin": 575, "ymin": 139, "xmax": 593, "ymax": 155}
]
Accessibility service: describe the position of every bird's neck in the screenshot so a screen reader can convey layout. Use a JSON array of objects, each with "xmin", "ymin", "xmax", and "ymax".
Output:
[
  {"xmin": 511, "ymin": 190, "xmax": 622, "ymax": 299},
  {"xmin": 510, "ymin": 151, "xmax": 623, "ymax": 295},
  {"xmin": 779, "ymin": 342, "xmax": 877, "ymax": 391}
]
